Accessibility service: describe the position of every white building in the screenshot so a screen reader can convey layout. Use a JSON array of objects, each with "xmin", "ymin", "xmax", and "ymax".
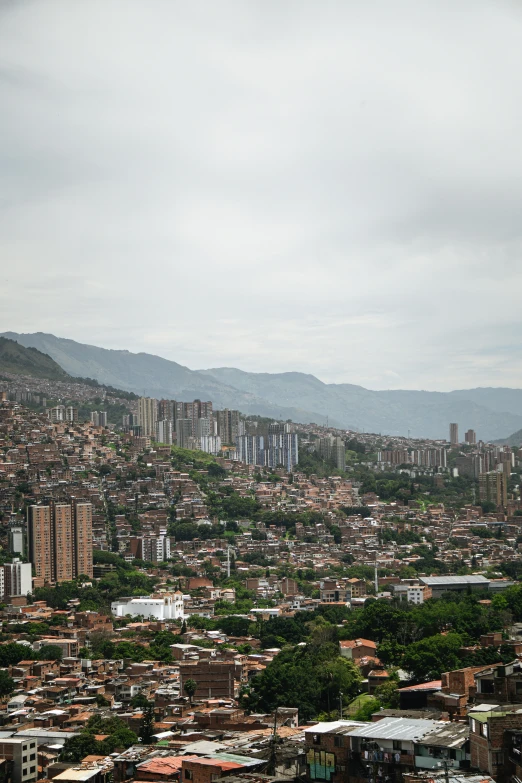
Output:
[
  {"xmin": 156, "ymin": 419, "xmax": 173, "ymax": 445},
  {"xmin": 8, "ymin": 526, "xmax": 24, "ymax": 557},
  {"xmin": 111, "ymin": 592, "xmax": 184, "ymax": 620},
  {"xmin": 4, "ymin": 560, "xmax": 32, "ymax": 598}
]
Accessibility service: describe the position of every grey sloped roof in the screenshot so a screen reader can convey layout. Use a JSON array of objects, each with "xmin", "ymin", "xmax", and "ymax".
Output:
[
  {"xmin": 418, "ymin": 723, "xmax": 469, "ymax": 748},
  {"xmin": 419, "ymin": 575, "xmax": 489, "ymax": 586},
  {"xmin": 349, "ymin": 717, "xmax": 438, "ymax": 741}
]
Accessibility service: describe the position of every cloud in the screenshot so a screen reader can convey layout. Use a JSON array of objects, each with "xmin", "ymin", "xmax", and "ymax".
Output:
[{"xmin": 1, "ymin": 0, "xmax": 522, "ymax": 391}]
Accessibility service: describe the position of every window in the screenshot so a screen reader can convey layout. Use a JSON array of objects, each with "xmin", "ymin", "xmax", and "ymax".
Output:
[
  {"xmin": 30, "ymin": 754, "xmax": 35, "ymax": 761},
  {"xmin": 23, "ymin": 757, "xmax": 27, "ymax": 763},
  {"xmin": 313, "ymin": 735, "xmax": 321, "ymax": 745},
  {"xmin": 185, "ymin": 771, "xmax": 193, "ymax": 780},
  {"xmin": 482, "ymin": 723, "xmax": 489, "ymax": 739},
  {"xmin": 334, "ymin": 736, "xmax": 344, "ymax": 747},
  {"xmin": 393, "ymin": 741, "xmax": 402, "ymax": 751},
  {"xmin": 30, "ymin": 768, "xmax": 35, "ymax": 775}
]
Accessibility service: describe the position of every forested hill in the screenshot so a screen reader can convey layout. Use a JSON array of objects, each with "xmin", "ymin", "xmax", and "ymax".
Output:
[{"xmin": 0, "ymin": 337, "xmax": 70, "ymax": 380}]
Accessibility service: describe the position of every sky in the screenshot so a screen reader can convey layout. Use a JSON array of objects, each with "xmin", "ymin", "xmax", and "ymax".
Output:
[{"xmin": 2, "ymin": 0, "xmax": 522, "ymax": 392}]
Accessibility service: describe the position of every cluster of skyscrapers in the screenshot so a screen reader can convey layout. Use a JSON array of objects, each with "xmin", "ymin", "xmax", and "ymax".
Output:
[
  {"xmin": 130, "ymin": 397, "xmax": 299, "ymax": 469},
  {"xmin": 130, "ymin": 397, "xmax": 244, "ymax": 456},
  {"xmin": 236, "ymin": 423, "xmax": 299, "ymax": 472}
]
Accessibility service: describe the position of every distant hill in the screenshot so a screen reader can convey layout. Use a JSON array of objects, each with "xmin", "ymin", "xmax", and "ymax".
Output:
[
  {"xmin": 3, "ymin": 331, "xmax": 522, "ymax": 440},
  {"xmin": 2, "ymin": 332, "xmax": 334, "ymax": 428},
  {"xmin": 495, "ymin": 428, "xmax": 522, "ymax": 446},
  {"xmin": 0, "ymin": 337, "xmax": 70, "ymax": 380}
]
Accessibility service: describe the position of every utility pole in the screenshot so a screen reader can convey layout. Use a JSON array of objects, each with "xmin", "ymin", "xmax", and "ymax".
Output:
[
  {"xmin": 227, "ymin": 546, "xmax": 230, "ymax": 578},
  {"xmin": 267, "ymin": 708, "xmax": 278, "ymax": 774},
  {"xmin": 339, "ymin": 691, "xmax": 343, "ymax": 719}
]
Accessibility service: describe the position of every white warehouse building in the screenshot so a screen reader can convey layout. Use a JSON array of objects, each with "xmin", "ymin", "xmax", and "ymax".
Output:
[{"xmin": 111, "ymin": 592, "xmax": 184, "ymax": 620}]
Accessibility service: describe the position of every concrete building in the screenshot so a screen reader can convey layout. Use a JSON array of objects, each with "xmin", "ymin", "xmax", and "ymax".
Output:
[
  {"xmin": 28, "ymin": 502, "xmax": 93, "ymax": 584},
  {"xmin": 176, "ymin": 418, "xmax": 192, "ymax": 449},
  {"xmin": 333, "ymin": 436, "xmax": 346, "ymax": 471},
  {"xmin": 479, "ymin": 470, "xmax": 508, "ymax": 508},
  {"xmin": 111, "ymin": 592, "xmax": 184, "ymax": 620},
  {"xmin": 465, "ymin": 428, "xmax": 477, "ymax": 445},
  {"xmin": 91, "ymin": 411, "xmax": 107, "ymax": 426},
  {"xmin": 4, "ymin": 560, "xmax": 32, "ymax": 598},
  {"xmin": 156, "ymin": 419, "xmax": 173, "ymax": 445},
  {"xmin": 0, "ymin": 736, "xmax": 38, "ymax": 783},
  {"xmin": 179, "ymin": 659, "xmax": 235, "ymax": 699},
  {"xmin": 450, "ymin": 422, "xmax": 459, "ymax": 445},
  {"xmin": 419, "ymin": 574, "xmax": 489, "ymax": 598},
  {"xmin": 216, "ymin": 409, "xmax": 242, "ymax": 445},
  {"xmin": 74, "ymin": 502, "xmax": 93, "ymax": 579},
  {"xmin": 8, "ymin": 525, "xmax": 24, "ymax": 557},
  {"xmin": 27, "ymin": 505, "xmax": 52, "ymax": 583},
  {"xmin": 138, "ymin": 397, "xmax": 158, "ymax": 437}
]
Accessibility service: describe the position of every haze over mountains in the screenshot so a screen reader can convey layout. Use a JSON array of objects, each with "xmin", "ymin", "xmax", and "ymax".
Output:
[{"xmin": 3, "ymin": 331, "xmax": 522, "ymax": 442}]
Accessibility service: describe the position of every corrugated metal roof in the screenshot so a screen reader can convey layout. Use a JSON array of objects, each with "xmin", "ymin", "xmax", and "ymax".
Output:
[
  {"xmin": 349, "ymin": 717, "xmax": 438, "ymax": 741},
  {"xmin": 420, "ymin": 575, "xmax": 489, "ymax": 586}
]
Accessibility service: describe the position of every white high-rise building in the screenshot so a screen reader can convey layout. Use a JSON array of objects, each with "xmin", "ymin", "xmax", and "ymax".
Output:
[
  {"xmin": 156, "ymin": 419, "xmax": 173, "ymax": 445},
  {"xmin": 3, "ymin": 560, "xmax": 32, "ymax": 598},
  {"xmin": 138, "ymin": 397, "xmax": 158, "ymax": 437}
]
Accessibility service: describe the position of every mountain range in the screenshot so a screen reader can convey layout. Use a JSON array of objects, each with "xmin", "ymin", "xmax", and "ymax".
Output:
[{"xmin": 3, "ymin": 331, "xmax": 522, "ymax": 442}]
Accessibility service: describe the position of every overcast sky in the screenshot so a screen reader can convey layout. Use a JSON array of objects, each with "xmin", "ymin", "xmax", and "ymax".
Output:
[{"xmin": 2, "ymin": 0, "xmax": 522, "ymax": 391}]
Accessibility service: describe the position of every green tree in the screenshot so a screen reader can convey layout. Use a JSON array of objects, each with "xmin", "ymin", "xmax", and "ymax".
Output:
[
  {"xmin": 184, "ymin": 678, "xmax": 198, "ymax": 705},
  {"xmin": 140, "ymin": 704, "xmax": 156, "ymax": 744},
  {"xmin": 38, "ymin": 644, "xmax": 63, "ymax": 661},
  {"xmin": 0, "ymin": 671, "xmax": 16, "ymax": 699}
]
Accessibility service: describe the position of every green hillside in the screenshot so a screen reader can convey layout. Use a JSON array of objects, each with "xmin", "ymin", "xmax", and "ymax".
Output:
[{"xmin": 0, "ymin": 337, "xmax": 70, "ymax": 380}]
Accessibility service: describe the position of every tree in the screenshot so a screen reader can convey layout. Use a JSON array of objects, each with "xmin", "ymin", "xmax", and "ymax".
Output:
[
  {"xmin": 0, "ymin": 671, "xmax": 15, "ymax": 699},
  {"xmin": 402, "ymin": 632, "xmax": 464, "ymax": 682},
  {"xmin": 38, "ymin": 644, "xmax": 63, "ymax": 661},
  {"xmin": 60, "ymin": 734, "xmax": 100, "ymax": 762},
  {"xmin": 184, "ymin": 678, "xmax": 198, "ymax": 705},
  {"xmin": 130, "ymin": 693, "xmax": 149, "ymax": 709},
  {"xmin": 180, "ymin": 619, "xmax": 187, "ymax": 634},
  {"xmin": 140, "ymin": 704, "xmax": 156, "ymax": 744}
]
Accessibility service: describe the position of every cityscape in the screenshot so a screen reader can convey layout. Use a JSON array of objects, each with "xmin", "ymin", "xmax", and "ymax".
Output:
[{"xmin": 2, "ymin": 3, "xmax": 522, "ymax": 783}]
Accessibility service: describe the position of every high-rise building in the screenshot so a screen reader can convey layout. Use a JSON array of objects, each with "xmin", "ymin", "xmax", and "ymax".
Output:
[
  {"xmin": 27, "ymin": 505, "xmax": 52, "ymax": 582},
  {"xmin": 196, "ymin": 417, "xmax": 212, "ymax": 438},
  {"xmin": 450, "ymin": 423, "xmax": 459, "ymax": 446},
  {"xmin": 316, "ymin": 436, "xmax": 334, "ymax": 461},
  {"xmin": 28, "ymin": 502, "xmax": 93, "ymax": 584},
  {"xmin": 236, "ymin": 435, "xmax": 265, "ymax": 466},
  {"xmin": 173, "ymin": 400, "xmax": 213, "ymax": 436},
  {"xmin": 479, "ymin": 471, "xmax": 508, "ymax": 509},
  {"xmin": 138, "ymin": 397, "xmax": 158, "ymax": 437},
  {"xmin": 3, "ymin": 560, "xmax": 32, "ymax": 598},
  {"xmin": 53, "ymin": 504, "xmax": 74, "ymax": 582},
  {"xmin": 8, "ymin": 525, "xmax": 24, "ymax": 557},
  {"xmin": 158, "ymin": 399, "xmax": 174, "ymax": 421},
  {"xmin": 156, "ymin": 419, "xmax": 173, "ymax": 445},
  {"xmin": 65, "ymin": 406, "xmax": 78, "ymax": 422},
  {"xmin": 465, "ymin": 429, "xmax": 477, "ymax": 445},
  {"xmin": 176, "ymin": 418, "xmax": 192, "ymax": 449},
  {"xmin": 74, "ymin": 502, "xmax": 93, "ymax": 579},
  {"xmin": 217, "ymin": 409, "xmax": 241, "ymax": 444},
  {"xmin": 333, "ymin": 437, "xmax": 346, "ymax": 471},
  {"xmin": 200, "ymin": 435, "xmax": 222, "ymax": 455},
  {"xmin": 91, "ymin": 411, "xmax": 108, "ymax": 427}
]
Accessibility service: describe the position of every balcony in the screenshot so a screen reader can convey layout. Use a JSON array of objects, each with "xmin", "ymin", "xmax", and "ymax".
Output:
[{"xmin": 357, "ymin": 751, "xmax": 415, "ymax": 766}]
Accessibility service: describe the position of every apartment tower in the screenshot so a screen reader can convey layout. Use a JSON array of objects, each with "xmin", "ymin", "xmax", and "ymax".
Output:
[
  {"xmin": 449, "ymin": 423, "xmax": 459, "ymax": 446},
  {"xmin": 138, "ymin": 397, "xmax": 158, "ymax": 437},
  {"xmin": 28, "ymin": 502, "xmax": 94, "ymax": 584}
]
